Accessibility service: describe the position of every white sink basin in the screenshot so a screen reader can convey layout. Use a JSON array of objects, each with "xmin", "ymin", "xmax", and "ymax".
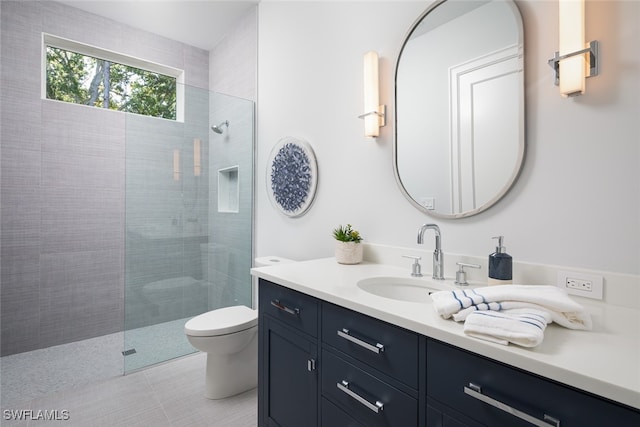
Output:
[{"xmin": 357, "ymin": 276, "xmax": 453, "ymax": 304}]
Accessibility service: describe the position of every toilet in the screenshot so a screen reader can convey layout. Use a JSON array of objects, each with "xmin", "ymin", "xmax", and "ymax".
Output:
[
  {"xmin": 185, "ymin": 305, "xmax": 258, "ymax": 399},
  {"xmin": 184, "ymin": 255, "xmax": 295, "ymax": 399}
]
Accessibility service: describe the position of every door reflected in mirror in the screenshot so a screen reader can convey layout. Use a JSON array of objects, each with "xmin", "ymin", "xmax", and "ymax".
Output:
[{"xmin": 394, "ymin": 0, "xmax": 525, "ymax": 218}]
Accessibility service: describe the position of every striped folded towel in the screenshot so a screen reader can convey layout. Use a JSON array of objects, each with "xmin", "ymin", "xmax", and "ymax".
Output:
[
  {"xmin": 431, "ymin": 285, "xmax": 592, "ymax": 331},
  {"xmin": 463, "ymin": 308, "xmax": 552, "ymax": 347}
]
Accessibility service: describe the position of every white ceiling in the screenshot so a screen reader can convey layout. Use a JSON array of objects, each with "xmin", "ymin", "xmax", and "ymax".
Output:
[{"xmin": 58, "ymin": 0, "xmax": 259, "ymax": 51}]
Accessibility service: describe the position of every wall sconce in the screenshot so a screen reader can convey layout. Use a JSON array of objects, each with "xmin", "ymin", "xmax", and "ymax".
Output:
[
  {"xmin": 358, "ymin": 50, "xmax": 386, "ymax": 137},
  {"xmin": 173, "ymin": 149, "xmax": 180, "ymax": 181},
  {"xmin": 548, "ymin": 0, "xmax": 599, "ymax": 97},
  {"xmin": 193, "ymin": 138, "xmax": 201, "ymax": 177}
]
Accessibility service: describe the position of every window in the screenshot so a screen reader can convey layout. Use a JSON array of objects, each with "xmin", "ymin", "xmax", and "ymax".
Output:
[{"xmin": 43, "ymin": 34, "xmax": 184, "ymax": 121}]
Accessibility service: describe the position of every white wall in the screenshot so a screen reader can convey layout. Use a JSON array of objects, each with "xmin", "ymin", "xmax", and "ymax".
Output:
[
  {"xmin": 256, "ymin": 0, "xmax": 640, "ymax": 277},
  {"xmin": 209, "ymin": 6, "xmax": 258, "ymax": 101}
]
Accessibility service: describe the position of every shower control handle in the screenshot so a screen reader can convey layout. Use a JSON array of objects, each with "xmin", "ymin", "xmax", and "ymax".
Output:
[{"xmin": 270, "ymin": 299, "xmax": 300, "ymax": 317}]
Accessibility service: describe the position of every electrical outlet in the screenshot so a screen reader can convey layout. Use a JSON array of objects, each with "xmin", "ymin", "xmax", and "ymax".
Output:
[
  {"xmin": 557, "ymin": 270, "xmax": 603, "ymax": 300},
  {"xmin": 420, "ymin": 197, "xmax": 435, "ymax": 210},
  {"xmin": 566, "ymin": 278, "xmax": 592, "ymax": 291}
]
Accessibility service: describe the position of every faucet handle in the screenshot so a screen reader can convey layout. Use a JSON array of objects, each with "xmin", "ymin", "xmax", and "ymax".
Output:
[
  {"xmin": 454, "ymin": 262, "xmax": 481, "ymax": 286},
  {"xmin": 402, "ymin": 255, "xmax": 423, "ymax": 277}
]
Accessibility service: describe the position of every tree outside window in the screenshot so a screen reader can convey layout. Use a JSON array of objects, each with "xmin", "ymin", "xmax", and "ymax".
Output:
[{"xmin": 46, "ymin": 46, "xmax": 177, "ymax": 120}]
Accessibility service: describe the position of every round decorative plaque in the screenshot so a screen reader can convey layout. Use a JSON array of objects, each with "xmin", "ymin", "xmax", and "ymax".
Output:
[{"xmin": 266, "ymin": 137, "xmax": 318, "ymax": 217}]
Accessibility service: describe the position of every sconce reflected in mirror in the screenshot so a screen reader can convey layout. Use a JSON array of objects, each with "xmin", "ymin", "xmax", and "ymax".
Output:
[
  {"xmin": 193, "ymin": 138, "xmax": 201, "ymax": 177},
  {"xmin": 173, "ymin": 149, "xmax": 180, "ymax": 181},
  {"xmin": 548, "ymin": 0, "xmax": 599, "ymax": 97},
  {"xmin": 358, "ymin": 50, "xmax": 386, "ymax": 137}
]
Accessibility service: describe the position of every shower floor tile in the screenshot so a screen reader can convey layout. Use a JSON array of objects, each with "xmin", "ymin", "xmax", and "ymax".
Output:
[
  {"xmin": 1, "ymin": 317, "xmax": 194, "ymax": 407},
  {"xmin": 1, "ymin": 332, "xmax": 123, "ymax": 407}
]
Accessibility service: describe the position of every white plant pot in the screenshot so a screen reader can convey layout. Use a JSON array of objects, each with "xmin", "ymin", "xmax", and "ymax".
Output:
[{"xmin": 334, "ymin": 241, "xmax": 363, "ymax": 265}]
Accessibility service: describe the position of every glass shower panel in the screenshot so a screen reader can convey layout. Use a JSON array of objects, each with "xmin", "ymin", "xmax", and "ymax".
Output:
[
  {"xmin": 205, "ymin": 93, "xmax": 254, "ymax": 311},
  {"xmin": 123, "ymin": 86, "xmax": 254, "ymax": 373}
]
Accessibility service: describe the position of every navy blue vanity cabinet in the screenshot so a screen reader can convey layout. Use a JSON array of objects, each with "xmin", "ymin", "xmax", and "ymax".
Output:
[
  {"xmin": 426, "ymin": 338, "xmax": 640, "ymax": 427},
  {"xmin": 258, "ymin": 278, "xmax": 639, "ymax": 426},
  {"xmin": 426, "ymin": 398, "xmax": 484, "ymax": 427},
  {"xmin": 259, "ymin": 278, "xmax": 319, "ymax": 335},
  {"xmin": 321, "ymin": 397, "xmax": 365, "ymax": 427},
  {"xmin": 259, "ymin": 279, "xmax": 320, "ymax": 427},
  {"xmin": 258, "ymin": 279, "xmax": 424, "ymax": 426},
  {"xmin": 322, "ymin": 302, "xmax": 420, "ymax": 389},
  {"xmin": 321, "ymin": 301, "xmax": 422, "ymax": 427}
]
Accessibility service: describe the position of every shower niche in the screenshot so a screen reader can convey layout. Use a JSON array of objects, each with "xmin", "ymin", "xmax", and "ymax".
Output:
[{"xmin": 218, "ymin": 166, "xmax": 240, "ymax": 213}]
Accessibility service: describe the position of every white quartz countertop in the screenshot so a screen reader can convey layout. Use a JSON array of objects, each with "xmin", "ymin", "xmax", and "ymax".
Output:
[{"xmin": 251, "ymin": 258, "xmax": 640, "ymax": 410}]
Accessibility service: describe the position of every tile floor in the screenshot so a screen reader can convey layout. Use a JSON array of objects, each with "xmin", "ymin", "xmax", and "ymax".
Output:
[
  {"xmin": 1, "ymin": 333, "xmax": 124, "ymax": 407},
  {"xmin": 1, "ymin": 352, "xmax": 257, "ymax": 426},
  {"xmin": 1, "ymin": 317, "xmax": 196, "ymax": 406}
]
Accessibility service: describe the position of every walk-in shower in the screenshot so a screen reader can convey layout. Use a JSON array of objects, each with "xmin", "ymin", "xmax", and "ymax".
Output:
[
  {"xmin": 124, "ymin": 90, "xmax": 253, "ymax": 373},
  {"xmin": 0, "ymin": 84, "xmax": 254, "ymax": 405}
]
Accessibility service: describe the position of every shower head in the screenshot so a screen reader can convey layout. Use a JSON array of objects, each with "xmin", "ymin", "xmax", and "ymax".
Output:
[{"xmin": 211, "ymin": 120, "xmax": 229, "ymax": 134}]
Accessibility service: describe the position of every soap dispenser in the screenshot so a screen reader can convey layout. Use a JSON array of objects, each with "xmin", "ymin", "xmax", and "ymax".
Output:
[{"xmin": 488, "ymin": 236, "xmax": 512, "ymax": 285}]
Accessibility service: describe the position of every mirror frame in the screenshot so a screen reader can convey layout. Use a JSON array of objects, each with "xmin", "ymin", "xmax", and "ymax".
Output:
[{"xmin": 393, "ymin": 0, "xmax": 525, "ymax": 219}]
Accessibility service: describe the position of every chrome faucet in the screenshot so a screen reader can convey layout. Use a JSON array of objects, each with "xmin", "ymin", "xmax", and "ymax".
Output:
[{"xmin": 417, "ymin": 224, "xmax": 444, "ymax": 280}]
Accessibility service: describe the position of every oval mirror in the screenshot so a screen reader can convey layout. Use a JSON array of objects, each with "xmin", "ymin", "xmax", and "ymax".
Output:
[{"xmin": 394, "ymin": 0, "xmax": 525, "ymax": 218}]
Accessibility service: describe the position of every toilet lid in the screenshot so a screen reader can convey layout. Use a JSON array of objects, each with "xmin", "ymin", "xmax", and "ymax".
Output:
[{"xmin": 184, "ymin": 305, "xmax": 258, "ymax": 337}]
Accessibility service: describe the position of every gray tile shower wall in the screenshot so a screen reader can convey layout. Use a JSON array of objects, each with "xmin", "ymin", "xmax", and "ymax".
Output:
[
  {"xmin": 0, "ymin": 0, "xmax": 210, "ymax": 355},
  {"xmin": 208, "ymin": 94, "xmax": 254, "ymax": 310},
  {"xmin": 1, "ymin": 0, "xmax": 46, "ymax": 356}
]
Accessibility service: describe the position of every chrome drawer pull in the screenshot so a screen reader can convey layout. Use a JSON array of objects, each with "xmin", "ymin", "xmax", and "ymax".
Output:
[
  {"xmin": 337, "ymin": 328, "xmax": 385, "ymax": 354},
  {"xmin": 270, "ymin": 299, "xmax": 300, "ymax": 316},
  {"xmin": 337, "ymin": 380, "xmax": 384, "ymax": 414},
  {"xmin": 464, "ymin": 383, "xmax": 560, "ymax": 427}
]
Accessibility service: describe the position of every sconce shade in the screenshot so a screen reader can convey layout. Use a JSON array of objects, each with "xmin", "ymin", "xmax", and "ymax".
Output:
[
  {"xmin": 559, "ymin": 0, "xmax": 586, "ymax": 96},
  {"xmin": 363, "ymin": 50, "xmax": 380, "ymax": 137}
]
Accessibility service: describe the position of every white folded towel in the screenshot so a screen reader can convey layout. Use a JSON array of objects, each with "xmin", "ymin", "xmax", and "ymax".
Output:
[
  {"xmin": 463, "ymin": 308, "xmax": 552, "ymax": 347},
  {"xmin": 431, "ymin": 285, "xmax": 592, "ymax": 330}
]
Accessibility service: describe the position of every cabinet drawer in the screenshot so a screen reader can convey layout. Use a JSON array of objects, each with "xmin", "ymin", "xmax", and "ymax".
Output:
[
  {"xmin": 322, "ymin": 397, "xmax": 365, "ymax": 427},
  {"xmin": 259, "ymin": 279, "xmax": 318, "ymax": 337},
  {"xmin": 427, "ymin": 397, "xmax": 484, "ymax": 427},
  {"xmin": 322, "ymin": 349, "xmax": 418, "ymax": 427},
  {"xmin": 427, "ymin": 338, "xmax": 640, "ymax": 427},
  {"xmin": 322, "ymin": 302, "xmax": 419, "ymax": 389}
]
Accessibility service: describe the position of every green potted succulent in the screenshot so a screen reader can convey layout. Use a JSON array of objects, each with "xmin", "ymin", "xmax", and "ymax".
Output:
[{"xmin": 332, "ymin": 224, "xmax": 364, "ymax": 264}]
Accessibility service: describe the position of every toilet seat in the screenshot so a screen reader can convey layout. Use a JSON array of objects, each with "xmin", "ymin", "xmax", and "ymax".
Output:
[{"xmin": 185, "ymin": 305, "xmax": 257, "ymax": 337}]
